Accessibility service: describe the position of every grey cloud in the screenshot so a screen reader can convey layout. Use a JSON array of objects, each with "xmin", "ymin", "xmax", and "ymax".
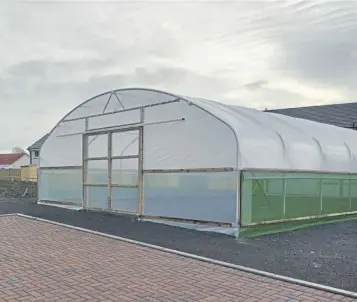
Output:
[
  {"xmin": 6, "ymin": 59, "xmax": 110, "ymax": 78},
  {"xmin": 244, "ymin": 80, "xmax": 268, "ymax": 91},
  {"xmin": 0, "ymin": 64, "xmax": 239, "ymax": 149},
  {"xmin": 4, "ymin": 57, "xmax": 128, "ymax": 82},
  {"xmin": 257, "ymin": 87, "xmax": 321, "ymax": 110},
  {"xmin": 1, "ymin": 0, "xmax": 357, "ymax": 149},
  {"xmin": 40, "ymin": 66, "xmax": 237, "ymax": 102},
  {"xmin": 7, "ymin": 60, "xmax": 48, "ymax": 78},
  {"xmin": 271, "ymin": 1, "xmax": 357, "ymax": 92},
  {"xmin": 277, "ymin": 32, "xmax": 357, "ymax": 87}
]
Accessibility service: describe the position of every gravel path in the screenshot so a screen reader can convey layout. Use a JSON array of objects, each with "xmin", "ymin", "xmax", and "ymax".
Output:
[
  {"xmin": 0, "ymin": 180, "xmax": 37, "ymax": 198},
  {"xmin": 0, "ymin": 199, "xmax": 356, "ymax": 293}
]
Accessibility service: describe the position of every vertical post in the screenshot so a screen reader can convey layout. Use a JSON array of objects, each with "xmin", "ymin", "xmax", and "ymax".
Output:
[
  {"xmin": 241, "ymin": 175, "xmax": 252, "ymax": 226},
  {"xmin": 319, "ymin": 179, "xmax": 324, "ymax": 214},
  {"xmin": 348, "ymin": 177, "xmax": 352, "ymax": 211},
  {"xmin": 137, "ymin": 107, "xmax": 144, "ymax": 216},
  {"xmin": 282, "ymin": 177, "xmax": 287, "ymax": 218},
  {"xmin": 234, "ymin": 169, "xmax": 240, "ymax": 228},
  {"xmin": 82, "ymin": 118, "xmax": 89, "ymax": 208},
  {"xmin": 36, "ymin": 166, "xmax": 40, "ymax": 202},
  {"xmin": 108, "ymin": 132, "xmax": 112, "ymax": 211}
]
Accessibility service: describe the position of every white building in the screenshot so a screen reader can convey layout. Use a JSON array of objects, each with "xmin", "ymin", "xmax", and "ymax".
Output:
[
  {"xmin": 27, "ymin": 134, "xmax": 49, "ymax": 165},
  {"xmin": 0, "ymin": 153, "xmax": 30, "ymax": 169}
]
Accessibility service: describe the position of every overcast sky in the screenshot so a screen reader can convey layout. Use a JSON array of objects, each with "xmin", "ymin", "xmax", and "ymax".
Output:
[{"xmin": 0, "ymin": 0, "xmax": 357, "ymax": 150}]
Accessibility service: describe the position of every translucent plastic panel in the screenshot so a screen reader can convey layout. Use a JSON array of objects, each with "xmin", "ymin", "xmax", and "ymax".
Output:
[
  {"xmin": 266, "ymin": 179, "xmax": 284, "ymax": 195},
  {"xmin": 112, "ymin": 130, "xmax": 139, "ymax": 157},
  {"xmin": 116, "ymin": 90, "xmax": 175, "ymax": 109},
  {"xmin": 86, "ymin": 186, "xmax": 108, "ymax": 210},
  {"xmin": 322, "ymin": 179, "xmax": 350, "ymax": 214},
  {"xmin": 247, "ymin": 179, "xmax": 284, "ymax": 223},
  {"xmin": 144, "ymin": 101, "xmax": 183, "ymax": 123},
  {"xmin": 285, "ymin": 179, "xmax": 321, "ymax": 219},
  {"xmin": 111, "ymin": 187, "xmax": 138, "ymax": 213},
  {"xmin": 351, "ymin": 180, "xmax": 357, "ymax": 211},
  {"xmin": 143, "ymin": 101, "xmax": 237, "ymax": 170},
  {"xmin": 88, "ymin": 110, "xmax": 140, "ymax": 130},
  {"xmin": 244, "ymin": 172, "xmax": 349, "ymax": 180},
  {"xmin": 102, "ymin": 92, "xmax": 124, "ymax": 113},
  {"xmin": 87, "ymin": 134, "xmax": 108, "ymax": 158},
  {"xmin": 111, "ymin": 158, "xmax": 138, "ymax": 186},
  {"xmin": 38, "ymin": 169, "xmax": 82, "ymax": 204},
  {"xmin": 207, "ymin": 173, "xmax": 237, "ymax": 190},
  {"xmin": 40, "ymin": 121, "xmax": 84, "ymax": 167},
  {"xmin": 241, "ymin": 171, "xmax": 357, "ymax": 226},
  {"xmin": 143, "ymin": 172, "xmax": 237, "ymax": 223},
  {"xmin": 56, "ymin": 120, "xmax": 85, "ymax": 136},
  {"xmin": 65, "ymin": 92, "xmax": 112, "ymax": 120},
  {"xmin": 87, "ymin": 160, "xmax": 108, "ymax": 184},
  {"xmin": 242, "ymin": 179, "xmax": 284, "ymax": 223}
]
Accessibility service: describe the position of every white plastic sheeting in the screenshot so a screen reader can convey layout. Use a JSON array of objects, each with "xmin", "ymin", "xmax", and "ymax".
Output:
[
  {"xmin": 188, "ymin": 97, "xmax": 357, "ymax": 172},
  {"xmin": 40, "ymin": 88, "xmax": 357, "ymax": 173},
  {"xmin": 40, "ymin": 89, "xmax": 237, "ymax": 170},
  {"xmin": 142, "ymin": 101, "xmax": 236, "ymax": 169}
]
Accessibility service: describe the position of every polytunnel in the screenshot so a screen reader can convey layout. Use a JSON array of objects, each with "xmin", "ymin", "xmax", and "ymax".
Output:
[{"xmin": 38, "ymin": 88, "xmax": 357, "ymax": 236}]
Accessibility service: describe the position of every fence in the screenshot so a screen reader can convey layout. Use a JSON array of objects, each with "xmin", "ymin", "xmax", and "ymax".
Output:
[
  {"xmin": 21, "ymin": 165, "xmax": 38, "ymax": 182},
  {"xmin": 0, "ymin": 165, "xmax": 38, "ymax": 182}
]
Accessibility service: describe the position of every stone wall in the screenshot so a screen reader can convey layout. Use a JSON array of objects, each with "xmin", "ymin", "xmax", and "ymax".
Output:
[{"xmin": 0, "ymin": 180, "xmax": 37, "ymax": 199}]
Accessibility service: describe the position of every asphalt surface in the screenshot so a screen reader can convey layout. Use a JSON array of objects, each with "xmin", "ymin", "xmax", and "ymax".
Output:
[{"xmin": 0, "ymin": 199, "xmax": 356, "ymax": 292}]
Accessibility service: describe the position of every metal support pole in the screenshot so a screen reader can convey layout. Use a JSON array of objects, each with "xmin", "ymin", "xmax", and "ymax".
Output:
[
  {"xmin": 348, "ymin": 178, "xmax": 352, "ymax": 211},
  {"xmin": 137, "ymin": 107, "xmax": 144, "ymax": 216},
  {"xmin": 82, "ymin": 118, "xmax": 89, "ymax": 208},
  {"xmin": 319, "ymin": 179, "xmax": 324, "ymax": 214},
  {"xmin": 282, "ymin": 177, "xmax": 287, "ymax": 218},
  {"xmin": 36, "ymin": 166, "xmax": 40, "ymax": 202},
  {"xmin": 234, "ymin": 169, "xmax": 240, "ymax": 228},
  {"xmin": 63, "ymin": 98, "xmax": 180, "ymax": 123},
  {"xmin": 108, "ymin": 132, "xmax": 112, "ymax": 211},
  {"xmin": 57, "ymin": 118, "xmax": 185, "ymax": 138}
]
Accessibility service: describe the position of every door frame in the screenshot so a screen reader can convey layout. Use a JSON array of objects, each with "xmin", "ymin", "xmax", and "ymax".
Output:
[{"xmin": 82, "ymin": 125, "xmax": 144, "ymax": 215}]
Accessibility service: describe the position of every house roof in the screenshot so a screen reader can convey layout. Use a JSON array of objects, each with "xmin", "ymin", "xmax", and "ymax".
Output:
[
  {"xmin": 0, "ymin": 153, "xmax": 25, "ymax": 166},
  {"xmin": 266, "ymin": 102, "xmax": 357, "ymax": 128},
  {"xmin": 28, "ymin": 133, "xmax": 49, "ymax": 151}
]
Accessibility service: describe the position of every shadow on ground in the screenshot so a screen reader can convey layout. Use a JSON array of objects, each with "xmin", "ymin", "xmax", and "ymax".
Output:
[{"xmin": 0, "ymin": 199, "xmax": 356, "ymax": 292}]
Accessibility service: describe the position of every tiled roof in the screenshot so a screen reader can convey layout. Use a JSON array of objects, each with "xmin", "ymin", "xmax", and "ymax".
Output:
[
  {"xmin": 0, "ymin": 153, "xmax": 25, "ymax": 166},
  {"xmin": 266, "ymin": 102, "xmax": 357, "ymax": 128},
  {"xmin": 28, "ymin": 133, "xmax": 49, "ymax": 151}
]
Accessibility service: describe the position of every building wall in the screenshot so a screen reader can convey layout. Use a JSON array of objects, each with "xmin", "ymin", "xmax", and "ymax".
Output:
[
  {"xmin": 29, "ymin": 150, "xmax": 40, "ymax": 165},
  {"xmin": 12, "ymin": 154, "xmax": 30, "ymax": 168},
  {"xmin": 0, "ymin": 165, "xmax": 11, "ymax": 169}
]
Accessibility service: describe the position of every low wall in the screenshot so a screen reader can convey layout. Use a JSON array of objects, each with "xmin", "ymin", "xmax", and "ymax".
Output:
[{"xmin": 0, "ymin": 180, "xmax": 37, "ymax": 199}]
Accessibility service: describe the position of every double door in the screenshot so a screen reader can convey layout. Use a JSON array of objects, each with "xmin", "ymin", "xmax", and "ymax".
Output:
[{"xmin": 82, "ymin": 127, "xmax": 143, "ymax": 214}]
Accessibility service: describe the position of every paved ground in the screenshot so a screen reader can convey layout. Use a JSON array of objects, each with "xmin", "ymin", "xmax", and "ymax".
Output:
[
  {"xmin": 0, "ymin": 215, "xmax": 354, "ymax": 302},
  {"xmin": 0, "ymin": 200, "xmax": 356, "ymax": 293}
]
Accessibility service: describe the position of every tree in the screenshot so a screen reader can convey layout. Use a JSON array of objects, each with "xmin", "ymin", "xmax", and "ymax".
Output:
[{"xmin": 12, "ymin": 147, "xmax": 26, "ymax": 154}]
